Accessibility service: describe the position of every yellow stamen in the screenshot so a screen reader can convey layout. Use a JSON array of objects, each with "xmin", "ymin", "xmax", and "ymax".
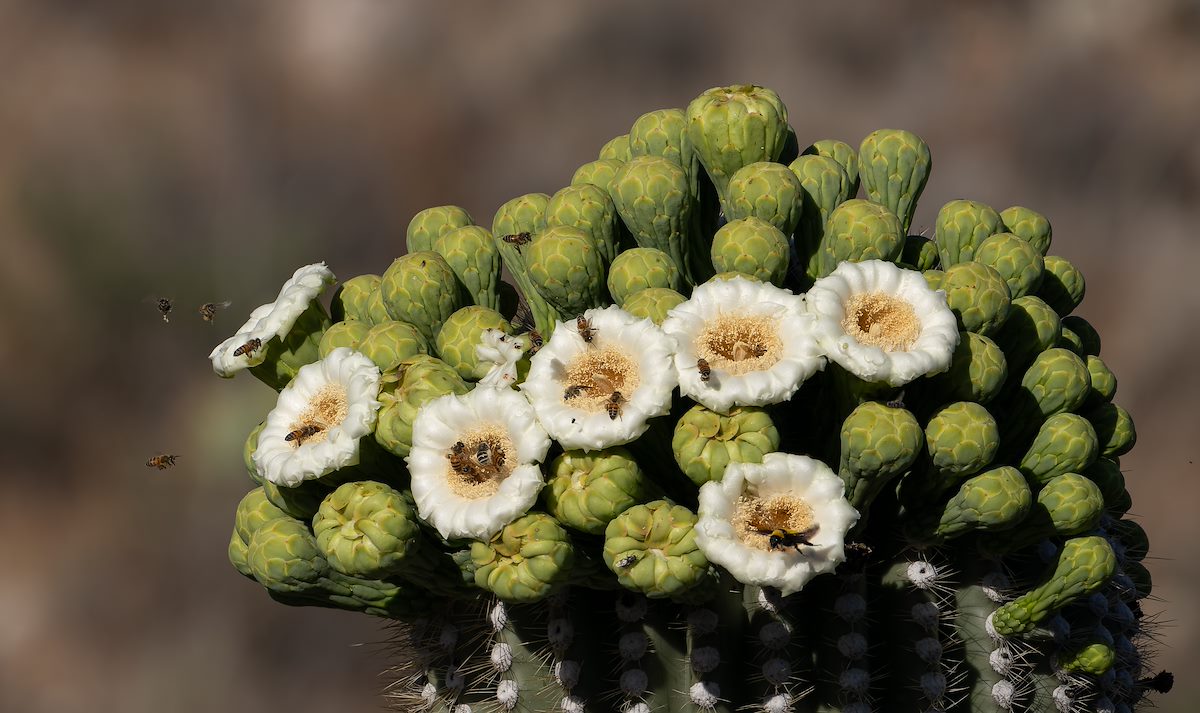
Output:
[
  {"xmin": 289, "ymin": 384, "xmax": 348, "ymax": 447},
  {"xmin": 840, "ymin": 292, "xmax": 920, "ymax": 352},
  {"xmin": 695, "ymin": 313, "xmax": 782, "ymax": 375},
  {"xmin": 444, "ymin": 424, "xmax": 515, "ymax": 499},
  {"xmin": 562, "ymin": 346, "xmax": 639, "ymax": 413},
  {"xmin": 731, "ymin": 493, "xmax": 817, "ymax": 552}
]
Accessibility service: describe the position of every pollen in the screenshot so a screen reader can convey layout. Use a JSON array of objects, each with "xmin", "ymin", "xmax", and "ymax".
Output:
[
  {"xmin": 695, "ymin": 313, "xmax": 782, "ymax": 375},
  {"xmin": 731, "ymin": 493, "xmax": 817, "ymax": 552},
  {"xmin": 291, "ymin": 384, "xmax": 348, "ymax": 446},
  {"xmin": 562, "ymin": 346, "xmax": 639, "ymax": 413},
  {"xmin": 840, "ymin": 292, "xmax": 920, "ymax": 352},
  {"xmin": 444, "ymin": 424, "xmax": 515, "ymax": 499}
]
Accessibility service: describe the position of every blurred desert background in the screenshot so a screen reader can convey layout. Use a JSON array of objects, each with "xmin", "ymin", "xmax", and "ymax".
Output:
[{"xmin": 2, "ymin": 1, "xmax": 1197, "ymax": 711}]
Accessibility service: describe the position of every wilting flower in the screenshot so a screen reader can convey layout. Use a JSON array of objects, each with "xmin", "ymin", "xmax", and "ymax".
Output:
[
  {"xmin": 408, "ymin": 386, "xmax": 551, "ymax": 540},
  {"xmin": 806, "ymin": 260, "xmax": 959, "ymax": 386},
  {"xmin": 520, "ymin": 306, "xmax": 676, "ymax": 451},
  {"xmin": 475, "ymin": 329, "xmax": 524, "ymax": 388},
  {"xmin": 253, "ymin": 348, "xmax": 382, "ymax": 487},
  {"xmin": 662, "ymin": 276, "xmax": 824, "ymax": 414},
  {"xmin": 695, "ymin": 453, "xmax": 859, "ymax": 595}
]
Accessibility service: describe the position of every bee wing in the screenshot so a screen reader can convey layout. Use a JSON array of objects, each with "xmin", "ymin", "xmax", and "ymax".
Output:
[{"xmin": 511, "ymin": 297, "xmax": 535, "ymax": 332}]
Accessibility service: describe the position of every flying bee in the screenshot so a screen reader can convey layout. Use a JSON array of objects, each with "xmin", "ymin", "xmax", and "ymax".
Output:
[
  {"xmin": 527, "ymin": 329, "xmax": 544, "ymax": 355},
  {"xmin": 576, "ymin": 315, "xmax": 596, "ymax": 343},
  {"xmin": 758, "ymin": 525, "xmax": 820, "ymax": 552},
  {"xmin": 198, "ymin": 300, "xmax": 232, "ymax": 323},
  {"xmin": 616, "ymin": 554, "xmax": 637, "ymax": 569},
  {"xmin": 1139, "ymin": 671, "xmax": 1174, "ymax": 694},
  {"xmin": 563, "ymin": 384, "xmax": 591, "ymax": 400},
  {"xmin": 696, "ymin": 358, "xmax": 711, "ymax": 382},
  {"xmin": 732, "ymin": 341, "xmax": 767, "ymax": 361},
  {"xmin": 146, "ymin": 454, "xmax": 179, "ymax": 470},
  {"xmin": 501, "ymin": 231, "xmax": 532, "ymax": 249},
  {"xmin": 605, "ymin": 391, "xmax": 626, "ymax": 420},
  {"xmin": 233, "ymin": 337, "xmax": 262, "ymax": 357},
  {"xmin": 150, "ymin": 297, "xmax": 173, "ymax": 323},
  {"xmin": 285, "ymin": 424, "xmax": 323, "ymax": 445}
]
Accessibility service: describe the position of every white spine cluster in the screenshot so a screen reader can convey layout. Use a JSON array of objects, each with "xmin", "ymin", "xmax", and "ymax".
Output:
[
  {"xmin": 689, "ymin": 681, "xmax": 720, "ymax": 710},
  {"xmin": 490, "ymin": 642, "xmax": 513, "ymax": 673},
  {"xmin": 763, "ymin": 692, "xmax": 793, "ymax": 713},
  {"xmin": 619, "ymin": 668, "xmax": 648, "ymax": 697},
  {"xmin": 991, "ymin": 679, "xmax": 1016, "ymax": 710},
  {"xmin": 488, "ymin": 601, "xmax": 508, "ymax": 632},
  {"xmin": 495, "ymin": 680, "xmax": 519, "ymax": 711},
  {"xmin": 554, "ymin": 660, "xmax": 581, "ymax": 689},
  {"xmin": 560, "ymin": 695, "xmax": 586, "ymax": 713},
  {"xmin": 981, "ymin": 570, "xmax": 1013, "ymax": 603},
  {"xmin": 911, "ymin": 601, "xmax": 941, "ymax": 633},
  {"xmin": 691, "ymin": 646, "xmax": 721, "ymax": 674},
  {"xmin": 762, "ymin": 657, "xmax": 792, "ymax": 686}
]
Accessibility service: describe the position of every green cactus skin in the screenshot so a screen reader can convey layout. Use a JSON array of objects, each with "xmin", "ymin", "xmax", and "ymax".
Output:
[
  {"xmin": 544, "ymin": 447, "xmax": 659, "ymax": 535},
  {"xmin": 972, "ymin": 232, "xmax": 1045, "ymax": 299},
  {"xmin": 246, "ymin": 300, "xmax": 332, "ymax": 391},
  {"xmin": 921, "ymin": 331, "xmax": 1008, "ymax": 406},
  {"xmin": 723, "ymin": 161, "xmax": 804, "ymax": 238},
  {"xmin": 470, "ymin": 513, "xmax": 575, "ymax": 603},
  {"xmin": 606, "ymin": 247, "xmax": 682, "ymax": 306},
  {"xmin": 940, "ymin": 261, "xmax": 1012, "ymax": 337},
  {"xmin": 405, "ymin": 205, "xmax": 474, "ymax": 255},
  {"xmin": 991, "ymin": 535, "xmax": 1117, "ymax": 637},
  {"xmin": 1084, "ymin": 458, "xmax": 1132, "ymax": 515},
  {"xmin": 603, "ymin": 500, "xmax": 709, "ymax": 599},
  {"xmin": 801, "ymin": 138, "xmax": 861, "ymax": 196},
  {"xmin": 817, "ymin": 198, "xmax": 904, "ymax": 278},
  {"xmin": 899, "ymin": 234, "xmax": 940, "ymax": 271},
  {"xmin": 621, "ymin": 286, "xmax": 686, "ymax": 326},
  {"xmin": 1018, "ymin": 413, "xmax": 1100, "ymax": 487},
  {"xmin": 788, "ymin": 154, "xmax": 853, "ymax": 287},
  {"xmin": 432, "ymin": 225, "xmax": 502, "ymax": 312},
  {"xmin": 922, "ymin": 268, "xmax": 944, "ymax": 291},
  {"xmin": 330, "ymin": 274, "xmax": 381, "ymax": 322},
  {"xmin": 599, "ymin": 133, "xmax": 632, "ymax": 162},
  {"xmin": 671, "ymin": 404, "xmax": 780, "ymax": 487},
  {"xmin": 1083, "ymin": 354, "xmax": 1117, "ymax": 408},
  {"xmin": 685, "ymin": 85, "xmax": 789, "ymax": 214},
  {"xmin": 379, "ymin": 251, "xmax": 464, "ymax": 344},
  {"xmin": 989, "ymin": 295, "xmax": 1062, "ymax": 375},
  {"xmin": 374, "ymin": 355, "xmax": 469, "ymax": 459},
  {"xmin": 1037, "ymin": 255, "xmax": 1086, "ymax": 317},
  {"xmin": 433, "ymin": 305, "xmax": 510, "ymax": 381},
  {"xmin": 571, "ymin": 158, "xmax": 625, "ymax": 194},
  {"xmin": 857, "ymin": 128, "xmax": 932, "ymax": 234},
  {"xmin": 838, "ymin": 401, "xmax": 923, "ymax": 523},
  {"xmin": 546, "ymin": 183, "xmax": 620, "ymax": 268},
  {"xmin": 933, "ymin": 199, "xmax": 1003, "ymax": 267},
  {"xmin": 317, "ymin": 320, "xmax": 372, "ymax": 359},
  {"xmin": 1000, "ymin": 205, "xmax": 1053, "ymax": 256},
  {"xmin": 1060, "ymin": 314, "xmax": 1101, "ymax": 356},
  {"xmin": 357, "ymin": 320, "xmax": 430, "ymax": 373},
  {"xmin": 1083, "ymin": 401, "xmax": 1137, "ymax": 458},
  {"xmin": 492, "ymin": 192, "xmax": 558, "ymax": 336},
  {"xmin": 524, "ymin": 225, "xmax": 609, "ymax": 319},
  {"xmin": 710, "ymin": 217, "xmax": 791, "ymax": 286},
  {"xmin": 609, "ymin": 155, "xmax": 700, "ymax": 287}
]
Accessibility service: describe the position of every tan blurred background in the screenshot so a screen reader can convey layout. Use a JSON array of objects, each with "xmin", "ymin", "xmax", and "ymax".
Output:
[{"xmin": 1, "ymin": 1, "xmax": 1197, "ymax": 711}]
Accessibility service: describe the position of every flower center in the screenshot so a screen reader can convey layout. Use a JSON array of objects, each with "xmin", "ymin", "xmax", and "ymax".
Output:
[
  {"xmin": 562, "ymin": 346, "xmax": 640, "ymax": 413},
  {"xmin": 288, "ymin": 384, "xmax": 348, "ymax": 447},
  {"xmin": 731, "ymin": 493, "xmax": 818, "ymax": 552},
  {"xmin": 840, "ymin": 292, "xmax": 920, "ymax": 352},
  {"xmin": 444, "ymin": 424, "xmax": 515, "ymax": 499},
  {"xmin": 695, "ymin": 314, "xmax": 782, "ymax": 375}
]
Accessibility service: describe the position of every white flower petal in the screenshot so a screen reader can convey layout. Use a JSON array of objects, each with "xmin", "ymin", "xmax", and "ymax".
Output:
[{"xmin": 476, "ymin": 329, "xmax": 524, "ymax": 388}]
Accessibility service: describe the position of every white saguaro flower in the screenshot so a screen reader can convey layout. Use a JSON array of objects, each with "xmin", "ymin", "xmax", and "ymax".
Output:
[
  {"xmin": 661, "ymin": 276, "xmax": 824, "ymax": 413},
  {"xmin": 695, "ymin": 453, "xmax": 860, "ymax": 596},
  {"xmin": 408, "ymin": 386, "xmax": 551, "ymax": 540},
  {"xmin": 209, "ymin": 262, "xmax": 335, "ymax": 377},
  {"xmin": 475, "ymin": 329, "xmax": 524, "ymax": 388},
  {"xmin": 520, "ymin": 306, "xmax": 675, "ymax": 451},
  {"xmin": 806, "ymin": 260, "xmax": 959, "ymax": 386},
  {"xmin": 253, "ymin": 348, "xmax": 382, "ymax": 487}
]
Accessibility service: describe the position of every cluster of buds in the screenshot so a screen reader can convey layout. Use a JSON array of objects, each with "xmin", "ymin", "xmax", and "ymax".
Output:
[{"xmin": 214, "ymin": 85, "xmax": 1165, "ymax": 712}]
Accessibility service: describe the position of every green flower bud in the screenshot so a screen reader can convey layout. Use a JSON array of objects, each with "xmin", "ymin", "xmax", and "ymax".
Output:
[
  {"xmin": 1083, "ymin": 402, "xmax": 1137, "ymax": 458},
  {"xmin": 622, "ymin": 287, "xmax": 686, "ymax": 326},
  {"xmin": 434, "ymin": 225, "xmax": 502, "ymax": 311},
  {"xmin": 607, "ymin": 247, "xmax": 682, "ymax": 306},
  {"xmin": 379, "ymin": 251, "xmax": 464, "ymax": 343},
  {"xmin": 572, "ymin": 158, "xmax": 625, "ymax": 195},
  {"xmin": 982, "ymin": 472, "xmax": 1105, "ymax": 556},
  {"xmin": 406, "ymin": 205, "xmax": 474, "ymax": 255},
  {"xmin": 232, "ymin": 487, "xmax": 290, "ymax": 577},
  {"xmin": 244, "ymin": 421, "xmax": 266, "ymax": 485},
  {"xmin": 933, "ymin": 199, "xmax": 1003, "ymax": 267},
  {"xmin": 364, "ymin": 285, "xmax": 392, "ymax": 326},
  {"xmin": 603, "ymin": 500, "xmax": 709, "ymax": 599},
  {"xmin": 330, "ymin": 274, "xmax": 381, "ymax": 322},
  {"xmin": 628, "ymin": 108, "xmax": 694, "ymax": 179},
  {"xmin": 838, "ymin": 401, "xmax": 923, "ymax": 517},
  {"xmin": 358, "ymin": 320, "xmax": 429, "ymax": 373},
  {"xmin": 546, "ymin": 184, "xmax": 620, "ymax": 267},
  {"xmin": 922, "ymin": 269, "xmax": 944, "ymax": 291},
  {"xmin": 318, "ymin": 320, "xmax": 372, "ymax": 359},
  {"xmin": 924, "ymin": 466, "xmax": 1032, "ymax": 541},
  {"xmin": 525, "ymin": 225, "xmax": 608, "ymax": 319},
  {"xmin": 924, "ymin": 331, "xmax": 1008, "ymax": 404},
  {"xmin": 1037, "ymin": 255, "xmax": 1086, "ymax": 317},
  {"xmin": 471, "ymin": 513, "xmax": 574, "ymax": 603},
  {"xmin": 374, "ymin": 355, "xmax": 469, "ymax": 458},
  {"xmin": 1018, "ymin": 413, "xmax": 1099, "ymax": 487},
  {"xmin": 1058, "ymin": 643, "xmax": 1115, "ymax": 676},
  {"xmin": 672, "ymin": 404, "xmax": 781, "ymax": 487},
  {"xmin": 940, "ymin": 262, "xmax": 1012, "ymax": 336},
  {"xmin": 999, "ymin": 205, "xmax": 1052, "ymax": 256},
  {"xmin": 900, "ymin": 235, "xmax": 940, "ymax": 271},
  {"xmin": 247, "ymin": 516, "xmax": 330, "ymax": 597},
  {"xmin": 600, "ymin": 133, "xmax": 631, "ymax": 162},
  {"xmin": 1057, "ymin": 325, "xmax": 1084, "ymax": 355},
  {"xmin": 545, "ymin": 447, "xmax": 658, "ymax": 535},
  {"xmin": 992, "ymin": 536, "xmax": 1116, "ymax": 636},
  {"xmin": 919, "ymin": 402, "xmax": 1000, "ymax": 496},
  {"xmin": 1110, "ymin": 519, "xmax": 1148, "ymax": 561},
  {"xmin": 990, "ymin": 295, "xmax": 1062, "ymax": 374},
  {"xmin": 1084, "ymin": 458, "xmax": 1131, "ymax": 515},
  {"xmin": 313, "ymin": 481, "xmax": 422, "ymax": 579},
  {"xmin": 1015, "ymin": 347, "xmax": 1092, "ymax": 419},
  {"xmin": 492, "ymin": 192, "xmax": 556, "ymax": 336},
  {"xmin": 973, "ymin": 232, "xmax": 1045, "ymax": 299},
  {"xmin": 686, "ymin": 84, "xmax": 789, "ymax": 212},
  {"xmin": 788, "ymin": 154, "xmax": 852, "ymax": 286},
  {"xmin": 801, "ymin": 139, "xmax": 860, "ymax": 196},
  {"xmin": 724, "ymin": 161, "xmax": 804, "ymax": 237},
  {"xmin": 1061, "ymin": 315, "xmax": 1101, "ymax": 356},
  {"xmin": 610, "ymin": 156, "xmax": 696, "ymax": 285},
  {"xmin": 1084, "ymin": 355, "xmax": 1117, "ymax": 407},
  {"xmin": 434, "ymin": 305, "xmax": 511, "ymax": 380},
  {"xmin": 711, "ymin": 217, "xmax": 790, "ymax": 286},
  {"xmin": 263, "ymin": 478, "xmax": 334, "ymax": 521},
  {"xmin": 818, "ymin": 198, "xmax": 904, "ymax": 278},
  {"xmin": 857, "ymin": 128, "xmax": 932, "ymax": 234}
]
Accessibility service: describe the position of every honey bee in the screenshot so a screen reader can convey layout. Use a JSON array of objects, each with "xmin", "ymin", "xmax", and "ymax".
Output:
[
  {"xmin": 696, "ymin": 358, "xmax": 711, "ymax": 382},
  {"xmin": 527, "ymin": 329, "xmax": 544, "ymax": 355},
  {"xmin": 732, "ymin": 341, "xmax": 767, "ymax": 361},
  {"xmin": 447, "ymin": 448, "xmax": 476, "ymax": 477},
  {"xmin": 198, "ymin": 301, "xmax": 232, "ymax": 323},
  {"xmin": 146, "ymin": 454, "xmax": 179, "ymax": 470},
  {"xmin": 451, "ymin": 440, "xmax": 467, "ymax": 455},
  {"xmin": 576, "ymin": 315, "xmax": 596, "ymax": 343},
  {"xmin": 605, "ymin": 391, "xmax": 626, "ymax": 420},
  {"xmin": 153, "ymin": 297, "xmax": 173, "ymax": 323},
  {"xmin": 501, "ymin": 231, "xmax": 532, "ymax": 249},
  {"xmin": 885, "ymin": 390, "xmax": 906, "ymax": 410},
  {"xmin": 233, "ymin": 337, "xmax": 262, "ymax": 357},
  {"xmin": 616, "ymin": 554, "xmax": 637, "ymax": 569},
  {"xmin": 758, "ymin": 525, "xmax": 820, "ymax": 552},
  {"xmin": 475, "ymin": 441, "xmax": 493, "ymax": 467},
  {"xmin": 563, "ymin": 384, "xmax": 591, "ymax": 400},
  {"xmin": 285, "ymin": 424, "xmax": 323, "ymax": 445}
]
